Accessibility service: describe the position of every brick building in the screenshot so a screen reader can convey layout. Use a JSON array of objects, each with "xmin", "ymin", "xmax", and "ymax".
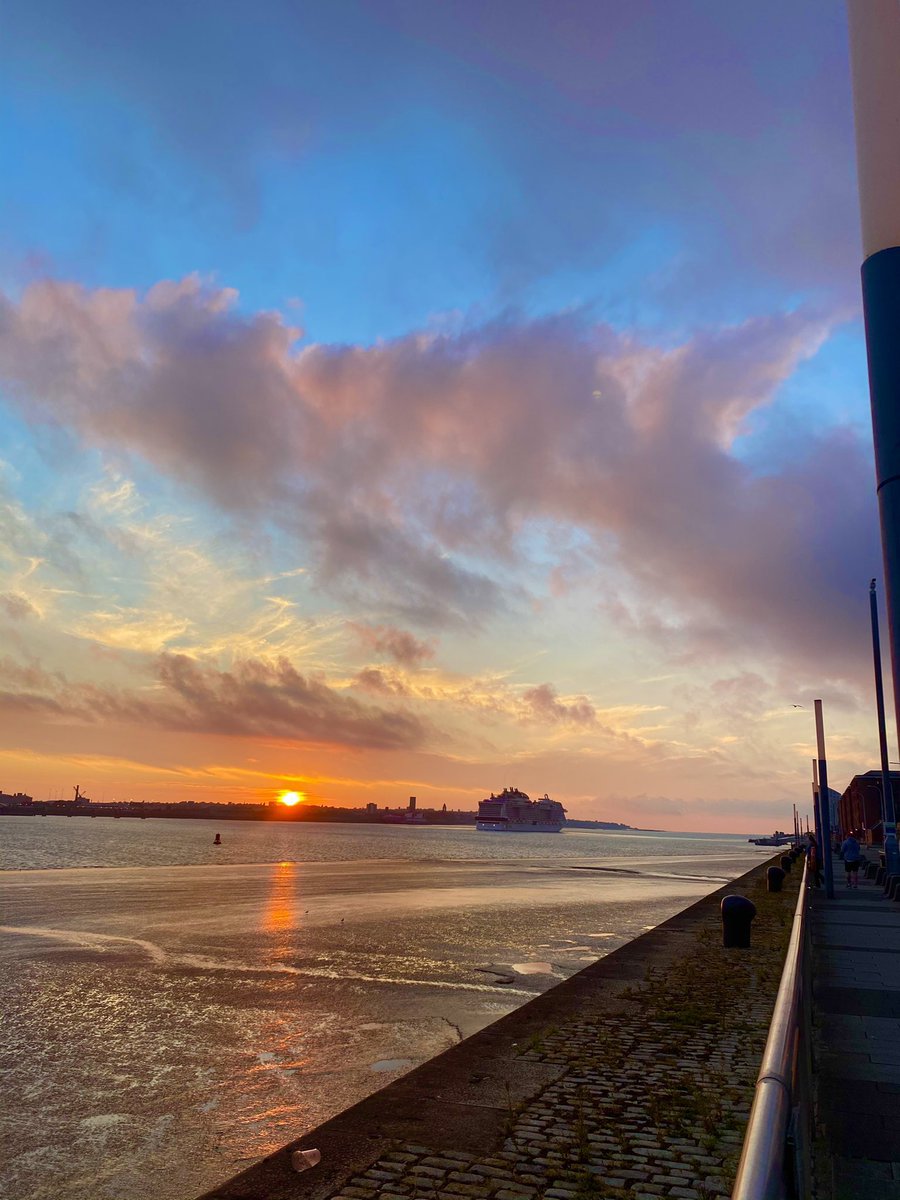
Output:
[{"xmin": 838, "ymin": 770, "xmax": 900, "ymax": 844}]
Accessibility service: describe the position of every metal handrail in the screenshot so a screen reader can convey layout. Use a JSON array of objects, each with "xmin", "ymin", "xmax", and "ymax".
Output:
[{"xmin": 731, "ymin": 857, "xmax": 809, "ymax": 1200}]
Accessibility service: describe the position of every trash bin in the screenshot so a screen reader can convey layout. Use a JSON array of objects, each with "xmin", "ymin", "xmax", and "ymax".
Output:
[
  {"xmin": 721, "ymin": 894, "xmax": 757, "ymax": 948},
  {"xmin": 767, "ymin": 865, "xmax": 786, "ymax": 893},
  {"xmin": 876, "ymin": 866, "xmax": 887, "ymax": 887},
  {"xmin": 780, "ymin": 854, "xmax": 792, "ymax": 873}
]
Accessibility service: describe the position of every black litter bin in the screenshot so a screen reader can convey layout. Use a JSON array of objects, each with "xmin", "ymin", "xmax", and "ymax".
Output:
[
  {"xmin": 721, "ymin": 894, "xmax": 757, "ymax": 948},
  {"xmin": 767, "ymin": 865, "xmax": 786, "ymax": 893}
]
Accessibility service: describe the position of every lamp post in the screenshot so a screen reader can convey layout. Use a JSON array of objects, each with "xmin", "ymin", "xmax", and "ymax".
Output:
[
  {"xmin": 869, "ymin": 579, "xmax": 900, "ymax": 874},
  {"xmin": 814, "ymin": 701, "xmax": 835, "ymax": 899}
]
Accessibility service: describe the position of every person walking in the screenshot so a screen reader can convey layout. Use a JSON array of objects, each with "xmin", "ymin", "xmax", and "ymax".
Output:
[{"xmin": 840, "ymin": 831, "xmax": 863, "ymax": 888}]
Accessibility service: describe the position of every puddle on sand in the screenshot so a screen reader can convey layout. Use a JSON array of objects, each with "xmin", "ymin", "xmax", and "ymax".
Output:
[
  {"xmin": 476, "ymin": 960, "xmax": 559, "ymax": 980},
  {"xmin": 370, "ymin": 1058, "xmax": 414, "ymax": 1072}
]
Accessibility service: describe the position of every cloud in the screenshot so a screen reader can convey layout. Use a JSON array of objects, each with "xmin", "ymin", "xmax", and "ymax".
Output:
[
  {"xmin": 521, "ymin": 683, "xmax": 597, "ymax": 727},
  {"xmin": 0, "ymin": 651, "xmax": 426, "ymax": 751},
  {"xmin": 154, "ymin": 653, "xmax": 424, "ymax": 748},
  {"xmin": 0, "ymin": 593, "xmax": 37, "ymax": 620},
  {"xmin": 353, "ymin": 667, "xmax": 410, "ymax": 697},
  {"xmin": 348, "ymin": 622, "xmax": 436, "ymax": 666},
  {"xmin": 0, "ymin": 275, "xmax": 879, "ymax": 686}
]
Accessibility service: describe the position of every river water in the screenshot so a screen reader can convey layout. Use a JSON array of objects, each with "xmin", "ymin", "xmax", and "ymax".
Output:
[{"xmin": 0, "ymin": 817, "xmax": 770, "ymax": 1200}]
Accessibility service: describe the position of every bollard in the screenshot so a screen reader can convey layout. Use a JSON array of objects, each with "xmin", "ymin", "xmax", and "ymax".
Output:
[
  {"xmin": 876, "ymin": 866, "xmax": 887, "ymax": 887},
  {"xmin": 780, "ymin": 854, "xmax": 792, "ymax": 873},
  {"xmin": 767, "ymin": 865, "xmax": 786, "ymax": 893},
  {"xmin": 886, "ymin": 875, "xmax": 900, "ymax": 900},
  {"xmin": 721, "ymin": 894, "xmax": 757, "ymax": 947}
]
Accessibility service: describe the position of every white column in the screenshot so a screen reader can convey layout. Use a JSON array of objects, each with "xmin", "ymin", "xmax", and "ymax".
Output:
[{"xmin": 847, "ymin": 0, "xmax": 900, "ymax": 258}]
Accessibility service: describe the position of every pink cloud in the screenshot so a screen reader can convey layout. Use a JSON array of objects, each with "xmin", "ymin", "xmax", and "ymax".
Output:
[
  {"xmin": 0, "ymin": 277, "xmax": 878, "ymax": 685},
  {"xmin": 352, "ymin": 667, "xmax": 409, "ymax": 697},
  {"xmin": 521, "ymin": 683, "xmax": 597, "ymax": 728},
  {"xmin": 0, "ymin": 652, "xmax": 425, "ymax": 751},
  {"xmin": 348, "ymin": 622, "xmax": 436, "ymax": 666}
]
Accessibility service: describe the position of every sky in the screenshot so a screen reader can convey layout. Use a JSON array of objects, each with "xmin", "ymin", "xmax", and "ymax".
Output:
[{"xmin": 0, "ymin": 0, "xmax": 890, "ymax": 831}]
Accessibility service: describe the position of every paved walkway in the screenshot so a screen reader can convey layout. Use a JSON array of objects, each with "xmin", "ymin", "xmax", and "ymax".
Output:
[{"xmin": 811, "ymin": 854, "xmax": 900, "ymax": 1199}]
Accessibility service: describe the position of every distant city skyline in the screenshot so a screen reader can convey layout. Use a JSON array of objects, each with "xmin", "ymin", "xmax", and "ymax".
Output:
[{"xmin": 0, "ymin": 1, "xmax": 888, "ymax": 831}]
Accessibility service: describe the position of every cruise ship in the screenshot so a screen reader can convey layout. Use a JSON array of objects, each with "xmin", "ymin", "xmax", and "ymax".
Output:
[{"xmin": 476, "ymin": 787, "xmax": 566, "ymax": 832}]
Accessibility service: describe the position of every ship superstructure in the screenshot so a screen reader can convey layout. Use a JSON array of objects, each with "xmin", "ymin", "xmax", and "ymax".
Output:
[{"xmin": 476, "ymin": 787, "xmax": 566, "ymax": 832}]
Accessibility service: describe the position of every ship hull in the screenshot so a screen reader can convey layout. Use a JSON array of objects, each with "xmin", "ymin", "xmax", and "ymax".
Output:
[{"xmin": 476, "ymin": 820, "xmax": 564, "ymax": 832}]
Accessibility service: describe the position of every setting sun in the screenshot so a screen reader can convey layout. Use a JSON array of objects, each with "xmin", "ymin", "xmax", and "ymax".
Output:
[{"xmin": 278, "ymin": 791, "xmax": 303, "ymax": 807}]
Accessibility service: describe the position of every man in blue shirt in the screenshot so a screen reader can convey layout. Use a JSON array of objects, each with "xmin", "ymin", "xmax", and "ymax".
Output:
[{"xmin": 840, "ymin": 832, "xmax": 862, "ymax": 888}]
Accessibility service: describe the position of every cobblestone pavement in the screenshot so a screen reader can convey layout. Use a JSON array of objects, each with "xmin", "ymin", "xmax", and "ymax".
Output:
[
  {"xmin": 811, "ymin": 853, "xmax": 900, "ymax": 1200},
  {"xmin": 326, "ymin": 877, "xmax": 795, "ymax": 1200}
]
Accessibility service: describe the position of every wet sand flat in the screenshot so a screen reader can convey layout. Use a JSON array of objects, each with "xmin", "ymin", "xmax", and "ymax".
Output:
[{"xmin": 0, "ymin": 826, "xmax": 767, "ymax": 1200}]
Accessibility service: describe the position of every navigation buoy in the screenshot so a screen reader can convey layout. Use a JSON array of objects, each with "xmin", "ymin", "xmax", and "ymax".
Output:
[{"xmin": 213, "ymin": 833, "xmax": 222, "ymax": 845}]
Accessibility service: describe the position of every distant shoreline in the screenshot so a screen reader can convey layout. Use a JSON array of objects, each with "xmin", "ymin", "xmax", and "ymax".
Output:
[{"xmin": 0, "ymin": 801, "xmax": 640, "ymax": 831}]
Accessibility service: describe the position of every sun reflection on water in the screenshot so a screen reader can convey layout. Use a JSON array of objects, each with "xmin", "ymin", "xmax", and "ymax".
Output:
[{"xmin": 262, "ymin": 861, "xmax": 300, "ymax": 940}]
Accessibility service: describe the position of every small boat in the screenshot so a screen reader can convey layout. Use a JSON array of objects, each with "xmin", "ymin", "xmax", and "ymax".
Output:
[{"xmin": 748, "ymin": 831, "xmax": 792, "ymax": 846}]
